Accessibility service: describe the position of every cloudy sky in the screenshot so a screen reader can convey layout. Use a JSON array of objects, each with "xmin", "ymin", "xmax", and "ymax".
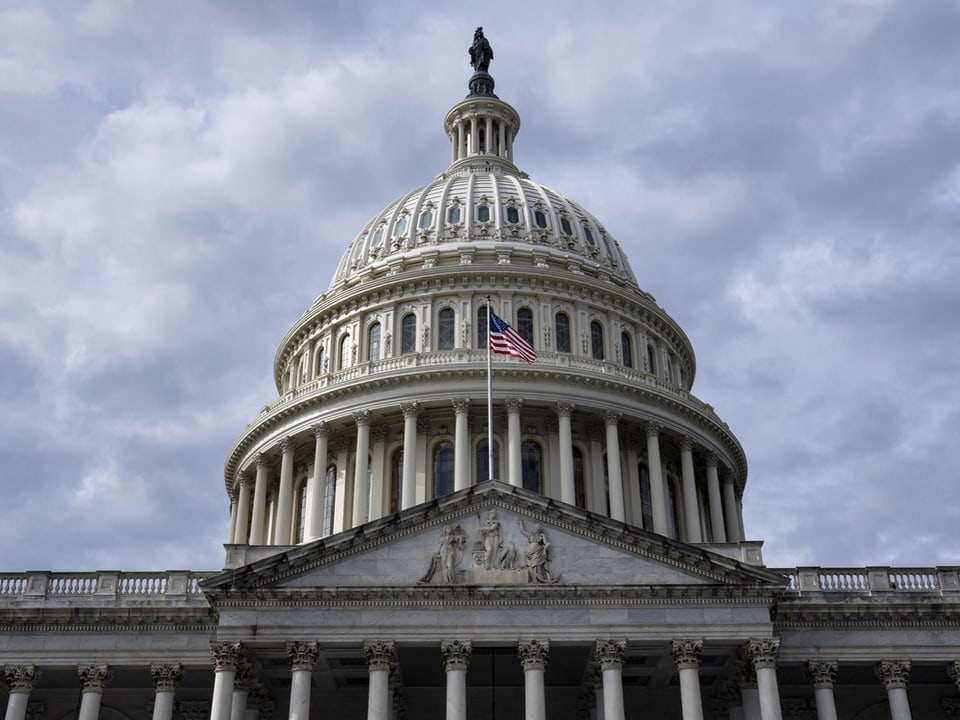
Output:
[{"xmin": 1, "ymin": 0, "xmax": 958, "ymax": 573}]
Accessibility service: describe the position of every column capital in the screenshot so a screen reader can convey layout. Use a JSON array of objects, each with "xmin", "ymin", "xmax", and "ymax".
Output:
[
  {"xmin": 556, "ymin": 402, "xmax": 574, "ymax": 418},
  {"xmin": 279, "ymin": 436, "xmax": 295, "ymax": 452},
  {"xmin": 311, "ymin": 421, "xmax": 328, "ymax": 439},
  {"xmin": 705, "ymin": 452, "xmax": 719, "ymax": 468},
  {"xmin": 680, "ymin": 435, "xmax": 694, "ymax": 452},
  {"xmin": 948, "ymin": 659, "xmax": 960, "ymax": 690},
  {"xmin": 451, "ymin": 398, "xmax": 471, "ymax": 414},
  {"xmin": 504, "ymin": 397, "xmax": 523, "ymax": 414},
  {"xmin": 603, "ymin": 410, "xmax": 621, "ymax": 426},
  {"xmin": 3, "ymin": 664, "xmax": 41, "ymax": 692},
  {"xmin": 210, "ymin": 641, "xmax": 244, "ymax": 673},
  {"xmin": 734, "ymin": 659, "xmax": 757, "ymax": 689},
  {"xmin": 400, "ymin": 402, "xmax": 420, "ymax": 419},
  {"xmin": 370, "ymin": 425, "xmax": 388, "ymax": 443},
  {"xmin": 353, "ymin": 410, "xmax": 372, "ymax": 427},
  {"xmin": 363, "ymin": 640, "xmax": 397, "ymax": 672},
  {"xmin": 746, "ymin": 637, "xmax": 780, "ymax": 670},
  {"xmin": 671, "ymin": 638, "xmax": 703, "ymax": 670},
  {"xmin": 594, "ymin": 639, "xmax": 626, "ymax": 671},
  {"xmin": 255, "ymin": 452, "xmax": 269, "ymax": 469},
  {"xmin": 645, "ymin": 421, "xmax": 662, "ymax": 438},
  {"xmin": 237, "ymin": 470, "xmax": 253, "ymax": 488},
  {"xmin": 77, "ymin": 664, "xmax": 112, "ymax": 692},
  {"xmin": 805, "ymin": 659, "xmax": 838, "ymax": 689},
  {"xmin": 233, "ymin": 659, "xmax": 257, "ymax": 692},
  {"xmin": 876, "ymin": 659, "xmax": 910, "ymax": 690},
  {"xmin": 518, "ymin": 639, "xmax": 550, "ymax": 671},
  {"xmin": 150, "ymin": 663, "xmax": 183, "ymax": 692},
  {"xmin": 287, "ymin": 641, "xmax": 320, "ymax": 671},
  {"xmin": 441, "ymin": 640, "xmax": 473, "ymax": 671}
]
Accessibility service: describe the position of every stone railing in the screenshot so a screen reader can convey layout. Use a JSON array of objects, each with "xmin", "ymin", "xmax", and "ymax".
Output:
[
  {"xmin": 769, "ymin": 567, "xmax": 960, "ymax": 594},
  {"xmin": 0, "ymin": 571, "xmax": 217, "ymax": 602}
]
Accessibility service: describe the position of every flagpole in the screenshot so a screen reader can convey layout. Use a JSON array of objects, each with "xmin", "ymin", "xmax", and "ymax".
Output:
[{"xmin": 486, "ymin": 296, "xmax": 494, "ymax": 481}]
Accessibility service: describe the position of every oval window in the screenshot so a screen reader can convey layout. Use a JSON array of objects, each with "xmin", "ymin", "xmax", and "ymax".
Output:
[
  {"xmin": 506, "ymin": 206, "xmax": 520, "ymax": 224},
  {"xmin": 477, "ymin": 204, "xmax": 490, "ymax": 223}
]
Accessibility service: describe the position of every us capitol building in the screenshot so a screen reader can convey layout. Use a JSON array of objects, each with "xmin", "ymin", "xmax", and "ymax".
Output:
[{"xmin": 3, "ymin": 30, "xmax": 959, "ymax": 720}]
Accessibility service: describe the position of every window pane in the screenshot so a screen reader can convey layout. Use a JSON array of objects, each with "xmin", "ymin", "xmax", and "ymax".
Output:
[
  {"xmin": 560, "ymin": 217, "xmax": 572, "ymax": 235},
  {"xmin": 369, "ymin": 323, "xmax": 381, "ymax": 361},
  {"xmin": 419, "ymin": 210, "xmax": 433, "ymax": 230},
  {"xmin": 339, "ymin": 335, "xmax": 351, "ymax": 369},
  {"xmin": 534, "ymin": 210, "xmax": 547, "ymax": 228},
  {"xmin": 438, "ymin": 309, "xmax": 455, "ymax": 350},
  {"xmin": 555, "ymin": 313, "xmax": 571, "ymax": 353},
  {"xmin": 477, "ymin": 440, "xmax": 499, "ymax": 481},
  {"xmin": 394, "ymin": 216, "xmax": 408, "ymax": 236},
  {"xmin": 477, "ymin": 204, "xmax": 490, "ymax": 223},
  {"xmin": 402, "ymin": 314, "xmax": 417, "ymax": 354},
  {"xmin": 639, "ymin": 465, "xmax": 653, "ymax": 531},
  {"xmin": 521, "ymin": 441, "xmax": 542, "ymax": 493},
  {"xmin": 506, "ymin": 206, "xmax": 520, "ymax": 224},
  {"xmin": 516, "ymin": 308, "xmax": 534, "ymax": 345},
  {"xmin": 620, "ymin": 332, "xmax": 632, "ymax": 368},
  {"xmin": 434, "ymin": 442, "xmax": 454, "ymax": 497},
  {"xmin": 477, "ymin": 306, "xmax": 488, "ymax": 349},
  {"xmin": 583, "ymin": 225, "xmax": 594, "ymax": 246},
  {"xmin": 591, "ymin": 321, "xmax": 604, "ymax": 360},
  {"xmin": 448, "ymin": 206, "xmax": 461, "ymax": 225},
  {"xmin": 390, "ymin": 449, "xmax": 403, "ymax": 514}
]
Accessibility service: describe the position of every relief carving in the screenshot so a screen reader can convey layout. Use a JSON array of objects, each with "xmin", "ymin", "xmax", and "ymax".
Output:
[{"xmin": 418, "ymin": 525, "xmax": 466, "ymax": 584}]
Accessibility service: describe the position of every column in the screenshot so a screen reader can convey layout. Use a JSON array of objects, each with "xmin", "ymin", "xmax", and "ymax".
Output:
[
  {"xmin": 287, "ymin": 642, "xmax": 320, "ymax": 720},
  {"xmin": 363, "ymin": 641, "xmax": 396, "ymax": 720},
  {"xmin": 77, "ymin": 665, "xmax": 111, "ymax": 720},
  {"xmin": 646, "ymin": 423, "xmax": 669, "ymax": 535},
  {"xmin": 705, "ymin": 455, "xmax": 726, "ymax": 543},
  {"xmin": 274, "ymin": 437, "xmax": 296, "ymax": 544},
  {"xmin": 557, "ymin": 403, "xmax": 575, "ymax": 505},
  {"xmin": 805, "ymin": 660, "xmax": 837, "ymax": 720},
  {"xmin": 518, "ymin": 640, "xmax": 549, "ymax": 720},
  {"xmin": 679, "ymin": 438, "xmax": 702, "ymax": 543},
  {"xmin": 401, "ymin": 403, "xmax": 419, "ymax": 509},
  {"xmin": 3, "ymin": 665, "xmax": 41, "ymax": 720},
  {"xmin": 594, "ymin": 640, "xmax": 626, "ymax": 720},
  {"xmin": 441, "ymin": 640, "xmax": 471, "ymax": 720},
  {"xmin": 876, "ymin": 660, "xmax": 912, "ymax": 720},
  {"xmin": 672, "ymin": 639, "xmax": 704, "ymax": 720},
  {"xmin": 452, "ymin": 399, "xmax": 471, "ymax": 492},
  {"xmin": 210, "ymin": 642, "xmax": 243, "ymax": 720},
  {"xmin": 736, "ymin": 659, "xmax": 761, "ymax": 720},
  {"xmin": 369, "ymin": 426, "xmax": 387, "ymax": 521},
  {"xmin": 456, "ymin": 122, "xmax": 464, "ymax": 162},
  {"xmin": 505, "ymin": 398, "xmax": 522, "ymax": 487},
  {"xmin": 234, "ymin": 472, "xmax": 253, "ymax": 544},
  {"xmin": 249, "ymin": 454, "xmax": 269, "ymax": 545},
  {"xmin": 470, "ymin": 117, "xmax": 479, "ymax": 156},
  {"xmin": 307, "ymin": 422, "xmax": 328, "ymax": 540},
  {"xmin": 150, "ymin": 664, "xmax": 183, "ymax": 720},
  {"xmin": 485, "ymin": 117, "xmax": 493, "ymax": 153},
  {"xmin": 603, "ymin": 412, "xmax": 625, "ymax": 521},
  {"xmin": 230, "ymin": 660, "xmax": 253, "ymax": 720},
  {"xmin": 747, "ymin": 638, "xmax": 782, "ymax": 720},
  {"xmin": 498, "ymin": 121, "xmax": 506, "ymax": 158},
  {"xmin": 227, "ymin": 488, "xmax": 239, "ymax": 545},
  {"xmin": 353, "ymin": 410, "xmax": 372, "ymax": 527},
  {"xmin": 723, "ymin": 475, "xmax": 742, "ymax": 542}
]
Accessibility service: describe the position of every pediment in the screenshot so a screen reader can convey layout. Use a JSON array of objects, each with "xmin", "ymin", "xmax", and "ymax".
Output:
[{"xmin": 204, "ymin": 482, "xmax": 785, "ymax": 594}]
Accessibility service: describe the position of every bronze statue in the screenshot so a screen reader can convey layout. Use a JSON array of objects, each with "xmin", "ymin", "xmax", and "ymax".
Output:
[{"xmin": 469, "ymin": 27, "xmax": 493, "ymax": 73}]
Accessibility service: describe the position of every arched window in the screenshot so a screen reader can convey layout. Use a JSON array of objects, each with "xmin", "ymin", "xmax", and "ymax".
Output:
[
  {"xmin": 338, "ymin": 335, "xmax": 351, "ymax": 370},
  {"xmin": 295, "ymin": 481, "xmax": 308, "ymax": 543},
  {"xmin": 438, "ymin": 308, "xmax": 455, "ymax": 350},
  {"xmin": 401, "ymin": 314, "xmax": 417, "ymax": 354},
  {"xmin": 434, "ymin": 441, "xmax": 454, "ymax": 498},
  {"xmin": 368, "ymin": 323, "xmax": 381, "ymax": 362},
  {"xmin": 555, "ymin": 312, "xmax": 571, "ymax": 353},
  {"xmin": 322, "ymin": 465, "xmax": 337, "ymax": 536},
  {"xmin": 477, "ymin": 306, "xmax": 488, "ymax": 349},
  {"xmin": 646, "ymin": 342, "xmax": 657, "ymax": 374},
  {"xmin": 590, "ymin": 321, "xmax": 604, "ymax": 360},
  {"xmin": 390, "ymin": 449, "xmax": 403, "ymax": 514},
  {"xmin": 521, "ymin": 441, "xmax": 542, "ymax": 493},
  {"xmin": 620, "ymin": 332, "xmax": 633, "ymax": 368},
  {"xmin": 573, "ymin": 446, "xmax": 586, "ymax": 508},
  {"xmin": 477, "ymin": 439, "xmax": 499, "ymax": 481},
  {"xmin": 516, "ymin": 308, "xmax": 534, "ymax": 346},
  {"xmin": 315, "ymin": 346, "xmax": 325, "ymax": 376},
  {"xmin": 639, "ymin": 464, "xmax": 653, "ymax": 531}
]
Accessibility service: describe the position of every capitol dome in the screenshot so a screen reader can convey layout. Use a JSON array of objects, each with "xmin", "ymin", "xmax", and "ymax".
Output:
[{"xmin": 223, "ymin": 40, "xmax": 749, "ymax": 561}]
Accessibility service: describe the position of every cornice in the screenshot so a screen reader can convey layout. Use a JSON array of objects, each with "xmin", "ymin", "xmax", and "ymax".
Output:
[{"xmin": 774, "ymin": 599, "xmax": 960, "ymax": 628}]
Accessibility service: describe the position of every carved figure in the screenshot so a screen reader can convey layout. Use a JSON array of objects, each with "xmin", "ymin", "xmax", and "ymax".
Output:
[
  {"xmin": 478, "ymin": 510, "xmax": 504, "ymax": 570},
  {"xmin": 518, "ymin": 520, "xmax": 556, "ymax": 584},
  {"xmin": 418, "ymin": 525, "xmax": 465, "ymax": 584},
  {"xmin": 469, "ymin": 27, "xmax": 493, "ymax": 73}
]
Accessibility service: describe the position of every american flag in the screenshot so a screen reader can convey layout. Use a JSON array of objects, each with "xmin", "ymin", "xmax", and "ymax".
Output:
[{"xmin": 489, "ymin": 311, "xmax": 538, "ymax": 364}]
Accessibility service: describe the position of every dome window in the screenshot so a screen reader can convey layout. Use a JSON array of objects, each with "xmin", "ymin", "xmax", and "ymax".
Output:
[
  {"xmin": 590, "ymin": 321, "xmax": 604, "ymax": 361},
  {"xmin": 447, "ymin": 205, "xmax": 462, "ymax": 225},
  {"xmin": 506, "ymin": 206, "xmax": 520, "ymax": 224},
  {"xmin": 560, "ymin": 217, "xmax": 573, "ymax": 235},
  {"xmin": 371, "ymin": 227, "xmax": 384, "ymax": 249},
  {"xmin": 583, "ymin": 225, "xmax": 595, "ymax": 246},
  {"xmin": 394, "ymin": 216, "xmax": 408, "ymax": 237},
  {"xmin": 477, "ymin": 204, "xmax": 491, "ymax": 223},
  {"xmin": 418, "ymin": 210, "xmax": 434, "ymax": 230},
  {"xmin": 534, "ymin": 210, "xmax": 548, "ymax": 229},
  {"xmin": 438, "ymin": 308, "xmax": 455, "ymax": 350}
]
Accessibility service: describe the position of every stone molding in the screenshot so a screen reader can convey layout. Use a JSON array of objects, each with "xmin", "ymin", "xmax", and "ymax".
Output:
[
  {"xmin": 518, "ymin": 639, "xmax": 549, "ymax": 671},
  {"xmin": 734, "ymin": 658, "xmax": 757, "ymax": 689},
  {"xmin": 150, "ymin": 663, "xmax": 183, "ymax": 692},
  {"xmin": 363, "ymin": 640, "xmax": 397, "ymax": 671},
  {"xmin": 671, "ymin": 638, "xmax": 703, "ymax": 670},
  {"xmin": 949, "ymin": 659, "xmax": 960, "ymax": 690},
  {"xmin": 805, "ymin": 659, "xmax": 837, "ymax": 689},
  {"xmin": 3, "ymin": 664, "xmax": 41, "ymax": 692},
  {"xmin": 77, "ymin": 664, "xmax": 112, "ymax": 692},
  {"xmin": 595, "ymin": 639, "xmax": 626, "ymax": 671},
  {"xmin": 876, "ymin": 659, "xmax": 910, "ymax": 689},
  {"xmin": 440, "ymin": 640, "xmax": 472, "ymax": 671},
  {"xmin": 233, "ymin": 658, "xmax": 257, "ymax": 692},
  {"xmin": 287, "ymin": 641, "xmax": 320, "ymax": 671},
  {"xmin": 210, "ymin": 641, "xmax": 244, "ymax": 673},
  {"xmin": 746, "ymin": 637, "xmax": 780, "ymax": 669}
]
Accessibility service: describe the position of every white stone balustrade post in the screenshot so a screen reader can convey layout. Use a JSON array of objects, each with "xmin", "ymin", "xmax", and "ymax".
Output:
[
  {"xmin": 210, "ymin": 642, "xmax": 243, "ymax": 720},
  {"xmin": 77, "ymin": 664, "xmax": 112, "ymax": 720},
  {"xmin": 3, "ymin": 665, "xmax": 41, "ymax": 720},
  {"xmin": 274, "ymin": 437, "xmax": 296, "ymax": 544},
  {"xmin": 705, "ymin": 454, "xmax": 726, "ymax": 543},
  {"xmin": 604, "ymin": 412, "xmax": 625, "ymax": 522},
  {"xmin": 672, "ymin": 639, "xmax": 704, "ymax": 720},
  {"xmin": 150, "ymin": 664, "xmax": 183, "ymax": 720},
  {"xmin": 747, "ymin": 638, "xmax": 782, "ymax": 720},
  {"xmin": 249, "ymin": 454, "xmax": 269, "ymax": 545},
  {"xmin": 452, "ymin": 400, "xmax": 471, "ymax": 492},
  {"xmin": 876, "ymin": 660, "xmax": 912, "ymax": 720},
  {"xmin": 505, "ymin": 398, "xmax": 523, "ymax": 487},
  {"xmin": 234, "ymin": 472, "xmax": 252, "ymax": 544},
  {"xmin": 679, "ymin": 438, "xmax": 702, "ymax": 543},
  {"xmin": 363, "ymin": 641, "xmax": 396, "ymax": 720},
  {"xmin": 401, "ymin": 403, "xmax": 419, "ymax": 509},
  {"xmin": 307, "ymin": 422, "xmax": 329, "ymax": 540},
  {"xmin": 645, "ymin": 423, "xmax": 669, "ymax": 535},
  {"xmin": 353, "ymin": 411, "xmax": 372, "ymax": 527},
  {"xmin": 519, "ymin": 640, "xmax": 549, "ymax": 720},
  {"xmin": 595, "ymin": 640, "xmax": 626, "ymax": 720},
  {"xmin": 287, "ymin": 642, "xmax": 320, "ymax": 720},
  {"xmin": 441, "ymin": 640, "xmax": 471, "ymax": 720},
  {"xmin": 557, "ymin": 403, "xmax": 575, "ymax": 505},
  {"xmin": 805, "ymin": 660, "xmax": 838, "ymax": 720}
]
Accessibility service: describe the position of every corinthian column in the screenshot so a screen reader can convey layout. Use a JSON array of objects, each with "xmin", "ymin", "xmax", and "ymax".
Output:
[
  {"xmin": 234, "ymin": 472, "xmax": 253, "ymax": 544},
  {"xmin": 287, "ymin": 642, "xmax": 320, "ymax": 720},
  {"xmin": 363, "ymin": 641, "xmax": 396, "ymax": 720},
  {"xmin": 3, "ymin": 665, "xmax": 41, "ymax": 720},
  {"xmin": 274, "ymin": 436, "xmax": 296, "ymax": 544},
  {"xmin": 307, "ymin": 422, "xmax": 329, "ymax": 540},
  {"xmin": 604, "ymin": 412, "xmax": 624, "ymax": 521},
  {"xmin": 705, "ymin": 454, "xmax": 726, "ymax": 543},
  {"xmin": 441, "ymin": 640, "xmax": 472, "ymax": 720},
  {"xmin": 679, "ymin": 438, "xmax": 702, "ymax": 543},
  {"xmin": 230, "ymin": 660, "xmax": 254, "ymax": 720},
  {"xmin": 505, "ymin": 399, "xmax": 523, "ymax": 487},
  {"xmin": 249, "ymin": 454, "xmax": 269, "ymax": 545},
  {"xmin": 747, "ymin": 638, "xmax": 782, "ymax": 720},
  {"xmin": 353, "ymin": 411, "xmax": 372, "ymax": 527},
  {"xmin": 210, "ymin": 642, "xmax": 243, "ymax": 720},
  {"xmin": 401, "ymin": 403, "xmax": 419, "ymax": 509},
  {"xmin": 672, "ymin": 639, "xmax": 704, "ymax": 720},
  {"xmin": 736, "ymin": 659, "xmax": 761, "ymax": 720},
  {"xmin": 452, "ymin": 399, "xmax": 471, "ymax": 492},
  {"xmin": 557, "ymin": 403, "xmax": 575, "ymax": 505},
  {"xmin": 876, "ymin": 660, "xmax": 912, "ymax": 720},
  {"xmin": 77, "ymin": 664, "xmax": 112, "ymax": 720},
  {"xmin": 518, "ymin": 640, "xmax": 549, "ymax": 720},
  {"xmin": 805, "ymin": 660, "xmax": 837, "ymax": 720},
  {"xmin": 150, "ymin": 664, "xmax": 183, "ymax": 720},
  {"xmin": 722, "ymin": 474, "xmax": 742, "ymax": 542},
  {"xmin": 645, "ymin": 423, "xmax": 668, "ymax": 535},
  {"xmin": 595, "ymin": 640, "xmax": 626, "ymax": 720}
]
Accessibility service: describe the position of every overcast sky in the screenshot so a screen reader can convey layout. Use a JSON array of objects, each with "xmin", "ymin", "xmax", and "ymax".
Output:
[{"xmin": 1, "ymin": 1, "xmax": 958, "ymax": 573}]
